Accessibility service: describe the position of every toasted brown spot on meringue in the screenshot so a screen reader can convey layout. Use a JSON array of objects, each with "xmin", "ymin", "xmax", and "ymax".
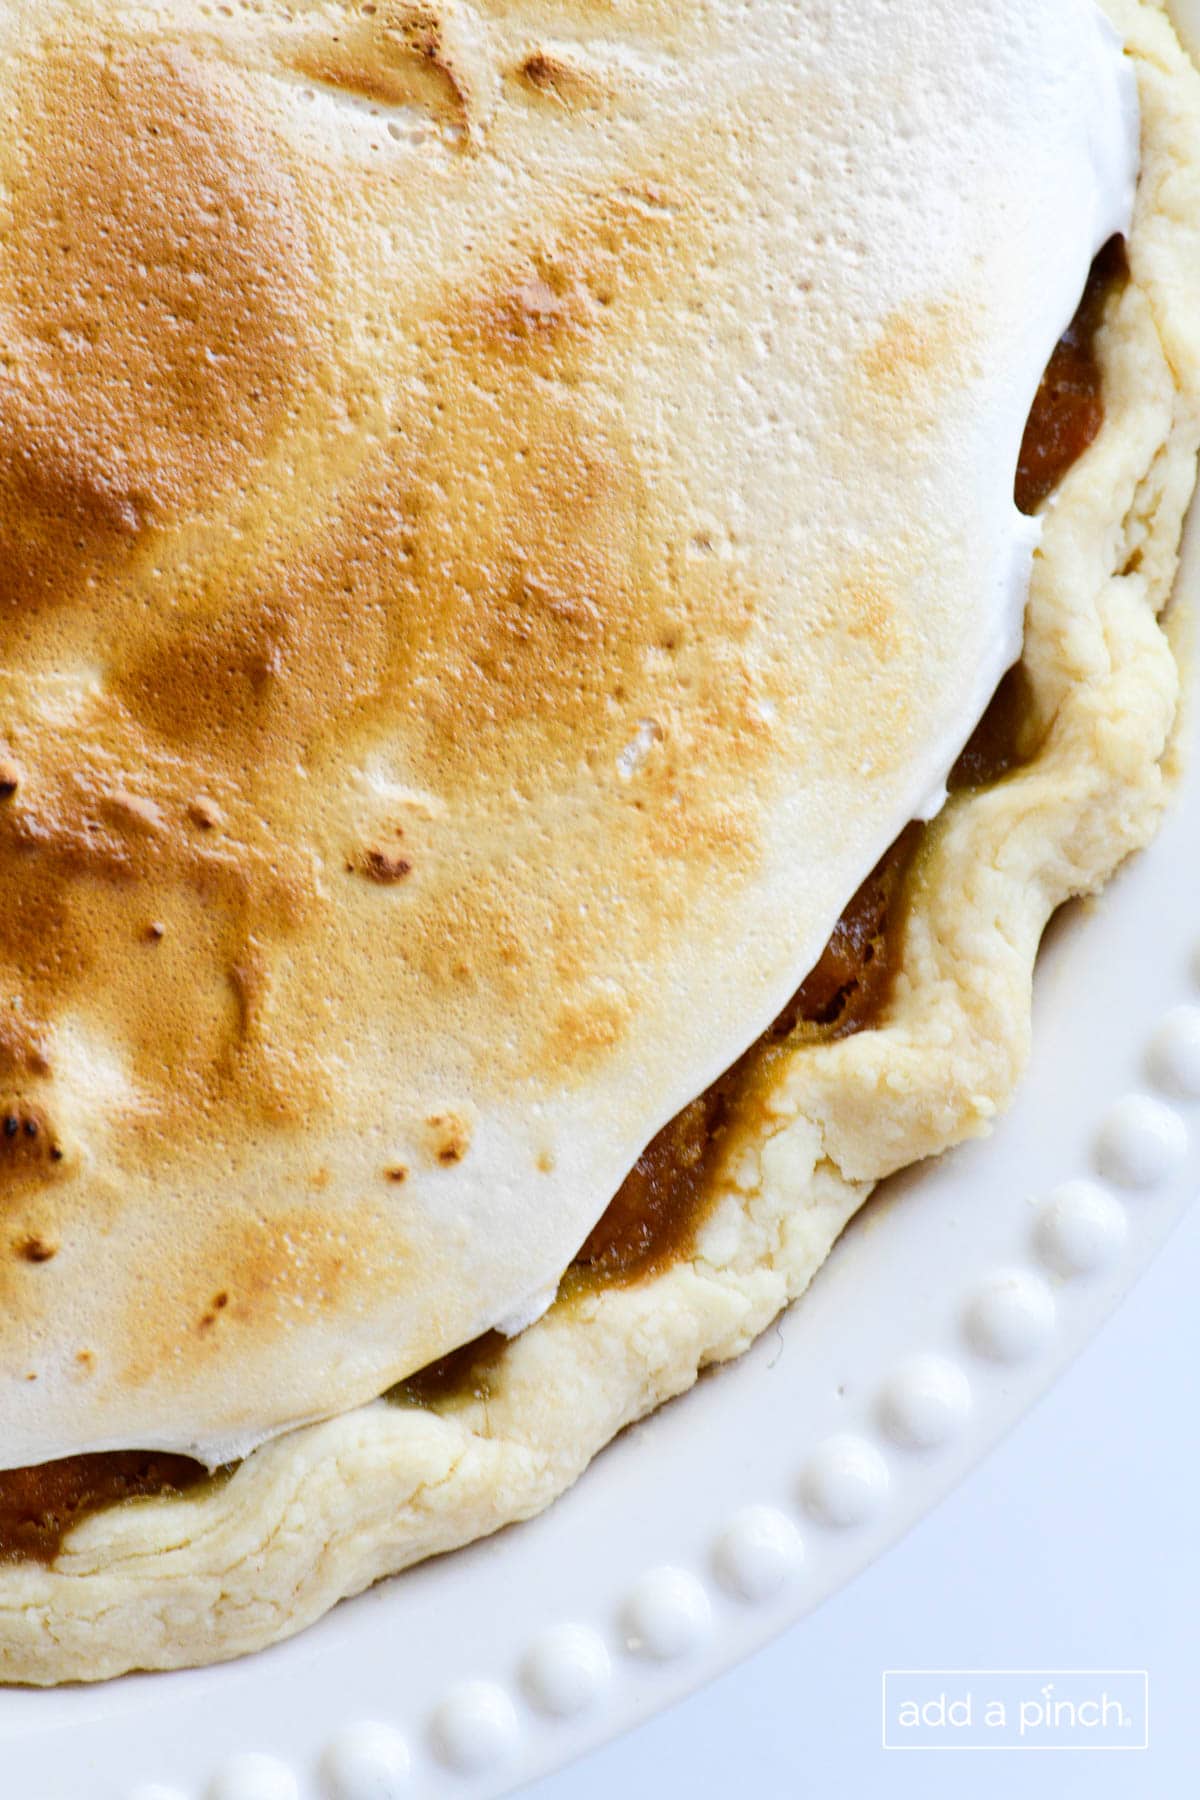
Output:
[
  {"xmin": 0, "ymin": 1102, "xmax": 62, "ymax": 1179},
  {"xmin": 187, "ymin": 799, "xmax": 223, "ymax": 831},
  {"xmin": 290, "ymin": 1, "xmax": 478, "ymax": 134},
  {"xmin": 115, "ymin": 1203, "xmax": 388, "ymax": 1389},
  {"xmin": 0, "ymin": 36, "xmax": 320, "ymax": 618},
  {"xmin": 16, "ymin": 1237, "xmax": 57, "ymax": 1264},
  {"xmin": 857, "ymin": 294, "xmax": 976, "ymax": 420},
  {"xmin": 514, "ymin": 47, "xmax": 604, "ymax": 107},
  {"xmin": 425, "ymin": 1112, "xmax": 471, "ymax": 1166},
  {"xmin": 355, "ymin": 845, "xmax": 413, "ymax": 882}
]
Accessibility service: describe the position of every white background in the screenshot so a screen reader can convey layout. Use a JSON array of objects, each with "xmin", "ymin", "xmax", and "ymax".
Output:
[{"xmin": 526, "ymin": 1194, "xmax": 1200, "ymax": 1800}]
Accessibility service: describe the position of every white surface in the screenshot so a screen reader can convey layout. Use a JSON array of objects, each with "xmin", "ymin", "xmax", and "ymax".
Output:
[{"xmin": 525, "ymin": 1191, "xmax": 1200, "ymax": 1800}]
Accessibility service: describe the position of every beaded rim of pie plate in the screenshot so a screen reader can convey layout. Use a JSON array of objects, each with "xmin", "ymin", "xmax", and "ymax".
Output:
[{"xmin": 111, "ymin": 987, "xmax": 1200, "ymax": 1800}]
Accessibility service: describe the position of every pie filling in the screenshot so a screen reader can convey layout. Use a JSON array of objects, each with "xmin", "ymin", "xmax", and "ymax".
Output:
[{"xmin": 0, "ymin": 241, "xmax": 1126, "ymax": 1565}]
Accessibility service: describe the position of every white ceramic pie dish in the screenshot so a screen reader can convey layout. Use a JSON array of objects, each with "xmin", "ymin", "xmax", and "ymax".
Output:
[{"xmin": 0, "ymin": 486, "xmax": 1193, "ymax": 1800}]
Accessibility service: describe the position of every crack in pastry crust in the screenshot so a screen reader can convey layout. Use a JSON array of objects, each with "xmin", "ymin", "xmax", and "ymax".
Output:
[{"xmin": 0, "ymin": 0, "xmax": 1197, "ymax": 1680}]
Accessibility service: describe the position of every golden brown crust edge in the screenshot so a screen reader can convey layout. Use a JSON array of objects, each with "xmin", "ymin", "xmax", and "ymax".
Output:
[{"xmin": 1, "ymin": 0, "xmax": 1199, "ymax": 1683}]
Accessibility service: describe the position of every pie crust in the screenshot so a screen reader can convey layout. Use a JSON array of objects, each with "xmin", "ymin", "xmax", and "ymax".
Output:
[{"xmin": 1, "ymin": 0, "xmax": 1199, "ymax": 1682}]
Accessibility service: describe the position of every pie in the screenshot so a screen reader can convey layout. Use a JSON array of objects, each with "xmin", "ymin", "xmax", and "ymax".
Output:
[{"xmin": 1, "ymin": 0, "xmax": 1199, "ymax": 1682}]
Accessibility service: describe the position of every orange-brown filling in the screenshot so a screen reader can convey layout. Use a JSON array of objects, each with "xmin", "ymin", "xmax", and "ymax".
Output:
[
  {"xmin": 0, "ymin": 242, "xmax": 1125, "ymax": 1558},
  {"xmin": 0, "ymin": 1451, "xmax": 212, "ymax": 1566},
  {"xmin": 390, "ymin": 1329, "xmax": 510, "ymax": 1410},
  {"xmin": 1015, "ymin": 235, "xmax": 1125, "ymax": 516}
]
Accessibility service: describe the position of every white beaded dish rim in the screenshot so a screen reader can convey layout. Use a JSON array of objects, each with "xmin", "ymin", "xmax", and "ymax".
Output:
[{"xmin": 4, "ymin": 560, "xmax": 1199, "ymax": 1800}]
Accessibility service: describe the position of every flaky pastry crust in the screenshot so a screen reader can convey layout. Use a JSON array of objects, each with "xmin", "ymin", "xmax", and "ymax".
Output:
[{"xmin": 1, "ymin": 0, "xmax": 1199, "ymax": 1682}]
